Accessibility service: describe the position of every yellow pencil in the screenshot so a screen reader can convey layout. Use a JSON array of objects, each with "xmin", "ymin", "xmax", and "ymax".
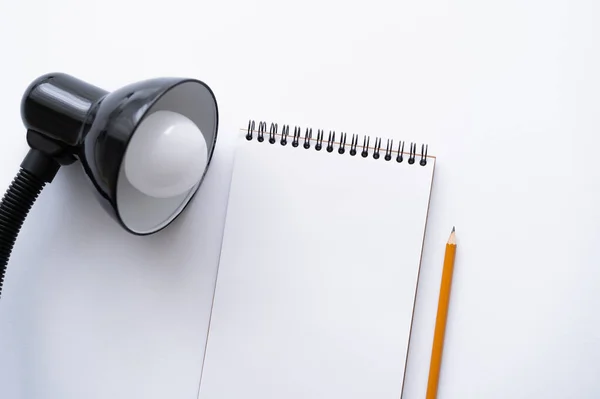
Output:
[{"xmin": 426, "ymin": 227, "xmax": 457, "ymax": 399}]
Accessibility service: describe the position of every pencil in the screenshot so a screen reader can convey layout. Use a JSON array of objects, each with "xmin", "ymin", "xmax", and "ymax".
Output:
[{"xmin": 426, "ymin": 227, "xmax": 457, "ymax": 399}]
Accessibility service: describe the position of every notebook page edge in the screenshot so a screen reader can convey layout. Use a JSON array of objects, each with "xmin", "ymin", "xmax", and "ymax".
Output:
[
  {"xmin": 195, "ymin": 131, "xmax": 247, "ymax": 398},
  {"xmin": 399, "ymin": 156, "xmax": 436, "ymax": 398}
]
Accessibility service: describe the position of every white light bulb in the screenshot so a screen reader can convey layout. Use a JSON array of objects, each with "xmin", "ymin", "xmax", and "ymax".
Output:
[{"xmin": 124, "ymin": 110, "xmax": 208, "ymax": 198}]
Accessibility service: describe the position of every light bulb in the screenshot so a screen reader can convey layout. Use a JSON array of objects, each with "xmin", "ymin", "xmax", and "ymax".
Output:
[{"xmin": 124, "ymin": 110, "xmax": 208, "ymax": 198}]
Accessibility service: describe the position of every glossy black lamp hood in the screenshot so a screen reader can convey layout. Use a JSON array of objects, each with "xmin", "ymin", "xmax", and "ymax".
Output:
[{"xmin": 0, "ymin": 73, "xmax": 218, "ymax": 296}]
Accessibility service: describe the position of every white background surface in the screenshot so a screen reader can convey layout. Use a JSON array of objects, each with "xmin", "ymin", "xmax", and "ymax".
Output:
[{"xmin": 0, "ymin": 0, "xmax": 599, "ymax": 398}]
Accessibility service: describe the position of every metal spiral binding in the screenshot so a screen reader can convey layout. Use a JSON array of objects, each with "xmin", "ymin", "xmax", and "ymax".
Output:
[
  {"xmin": 350, "ymin": 134, "xmax": 359, "ymax": 156},
  {"xmin": 361, "ymin": 136, "xmax": 369, "ymax": 158},
  {"xmin": 245, "ymin": 120, "xmax": 430, "ymax": 166},
  {"xmin": 281, "ymin": 125, "xmax": 289, "ymax": 145},
  {"xmin": 269, "ymin": 123, "xmax": 277, "ymax": 144},
  {"xmin": 408, "ymin": 143, "xmax": 417, "ymax": 164},
  {"xmin": 304, "ymin": 128, "xmax": 312, "ymax": 149},
  {"xmin": 327, "ymin": 131, "xmax": 335, "ymax": 153},
  {"xmin": 292, "ymin": 127, "xmax": 301, "ymax": 147},
  {"xmin": 315, "ymin": 130, "xmax": 324, "ymax": 151},
  {"xmin": 373, "ymin": 138, "xmax": 382, "ymax": 159},
  {"xmin": 257, "ymin": 121, "xmax": 267, "ymax": 142},
  {"xmin": 385, "ymin": 139, "xmax": 393, "ymax": 161}
]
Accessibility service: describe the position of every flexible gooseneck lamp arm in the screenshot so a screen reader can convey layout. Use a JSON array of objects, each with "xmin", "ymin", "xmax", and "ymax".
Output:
[
  {"xmin": 0, "ymin": 73, "xmax": 219, "ymax": 299},
  {"xmin": 0, "ymin": 150, "xmax": 62, "ymax": 295}
]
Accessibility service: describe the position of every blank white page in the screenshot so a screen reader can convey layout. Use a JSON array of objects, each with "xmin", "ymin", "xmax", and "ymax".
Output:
[{"xmin": 199, "ymin": 129, "xmax": 435, "ymax": 399}]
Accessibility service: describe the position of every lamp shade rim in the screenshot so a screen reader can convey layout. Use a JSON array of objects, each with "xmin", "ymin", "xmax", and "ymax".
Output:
[
  {"xmin": 115, "ymin": 78, "xmax": 219, "ymax": 235},
  {"xmin": 80, "ymin": 77, "xmax": 219, "ymax": 235}
]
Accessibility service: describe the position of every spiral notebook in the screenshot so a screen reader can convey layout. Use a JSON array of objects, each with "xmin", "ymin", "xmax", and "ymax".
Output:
[{"xmin": 198, "ymin": 121, "xmax": 436, "ymax": 399}]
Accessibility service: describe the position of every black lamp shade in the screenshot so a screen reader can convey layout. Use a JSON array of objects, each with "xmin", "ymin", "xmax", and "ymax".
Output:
[{"xmin": 20, "ymin": 73, "xmax": 219, "ymax": 234}]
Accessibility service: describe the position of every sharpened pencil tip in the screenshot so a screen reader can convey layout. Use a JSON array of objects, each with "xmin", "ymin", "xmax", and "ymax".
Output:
[{"xmin": 448, "ymin": 227, "xmax": 456, "ymax": 245}]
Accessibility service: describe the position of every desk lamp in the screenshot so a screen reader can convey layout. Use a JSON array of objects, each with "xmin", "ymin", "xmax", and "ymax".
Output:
[{"xmin": 0, "ymin": 73, "xmax": 219, "ymax": 298}]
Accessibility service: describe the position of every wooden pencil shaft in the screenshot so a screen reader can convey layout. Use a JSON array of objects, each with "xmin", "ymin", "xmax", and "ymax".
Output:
[{"xmin": 426, "ymin": 239, "xmax": 457, "ymax": 399}]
